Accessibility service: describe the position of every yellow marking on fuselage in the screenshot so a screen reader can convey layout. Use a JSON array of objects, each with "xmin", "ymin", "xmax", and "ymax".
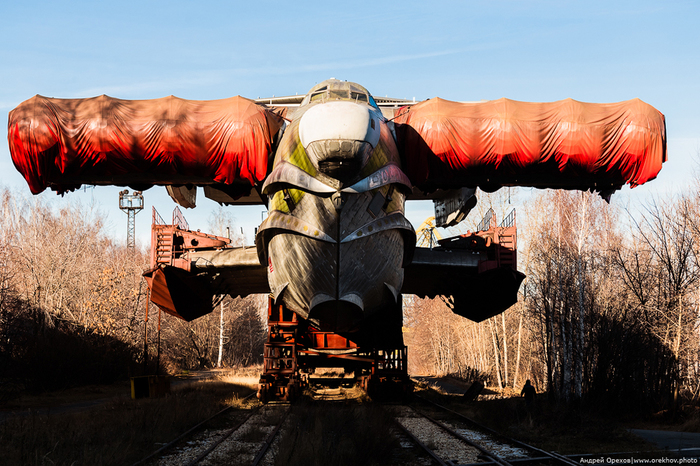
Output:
[
  {"xmin": 269, "ymin": 188, "xmax": 306, "ymax": 214},
  {"xmin": 287, "ymin": 140, "xmax": 317, "ymax": 176},
  {"xmin": 270, "ymin": 191, "xmax": 289, "ymax": 213},
  {"xmin": 360, "ymin": 121, "xmax": 399, "ymax": 178},
  {"xmin": 274, "ymin": 117, "xmax": 317, "ymax": 176}
]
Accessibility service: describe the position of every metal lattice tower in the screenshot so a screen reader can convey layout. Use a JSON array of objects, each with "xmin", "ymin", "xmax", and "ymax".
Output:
[
  {"xmin": 415, "ymin": 216, "xmax": 442, "ymax": 249},
  {"xmin": 119, "ymin": 190, "xmax": 144, "ymax": 249}
]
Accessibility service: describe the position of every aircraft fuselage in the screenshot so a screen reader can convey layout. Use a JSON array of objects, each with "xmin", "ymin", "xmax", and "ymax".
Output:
[{"xmin": 255, "ymin": 79, "xmax": 415, "ymax": 332}]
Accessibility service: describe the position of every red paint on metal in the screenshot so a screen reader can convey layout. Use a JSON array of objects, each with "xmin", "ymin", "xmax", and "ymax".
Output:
[
  {"xmin": 144, "ymin": 206, "xmax": 233, "ymax": 321},
  {"xmin": 150, "ymin": 206, "xmax": 230, "ymax": 270},
  {"xmin": 257, "ymin": 297, "xmax": 411, "ymax": 402},
  {"xmin": 144, "ymin": 268, "xmax": 178, "ymax": 318}
]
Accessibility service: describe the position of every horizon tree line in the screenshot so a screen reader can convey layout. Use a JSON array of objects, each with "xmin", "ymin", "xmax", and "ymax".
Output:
[{"xmin": 0, "ymin": 183, "xmax": 698, "ymax": 409}]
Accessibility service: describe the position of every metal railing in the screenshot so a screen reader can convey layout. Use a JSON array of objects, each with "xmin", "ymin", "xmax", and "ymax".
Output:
[
  {"xmin": 476, "ymin": 208, "xmax": 495, "ymax": 232},
  {"xmin": 152, "ymin": 206, "xmax": 165, "ymax": 226},
  {"xmin": 500, "ymin": 209, "xmax": 516, "ymax": 228},
  {"xmin": 172, "ymin": 206, "xmax": 189, "ymax": 231},
  {"xmin": 476, "ymin": 208, "xmax": 517, "ymax": 231}
]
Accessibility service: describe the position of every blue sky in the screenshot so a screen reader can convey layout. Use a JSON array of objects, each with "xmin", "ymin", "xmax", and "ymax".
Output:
[{"xmin": 1, "ymin": 0, "xmax": 698, "ymax": 247}]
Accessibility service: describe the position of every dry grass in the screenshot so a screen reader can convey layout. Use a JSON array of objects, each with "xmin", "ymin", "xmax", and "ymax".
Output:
[
  {"xmin": 1, "ymin": 381, "xmax": 131, "ymax": 411},
  {"xmin": 214, "ymin": 365, "xmax": 261, "ymax": 388},
  {"xmin": 679, "ymin": 412, "xmax": 700, "ymax": 432},
  {"xmin": 412, "ymin": 378, "xmax": 448, "ymax": 395},
  {"xmin": 633, "ymin": 404, "xmax": 700, "ymax": 433},
  {"xmin": 0, "ymin": 368, "xmax": 258, "ymax": 466}
]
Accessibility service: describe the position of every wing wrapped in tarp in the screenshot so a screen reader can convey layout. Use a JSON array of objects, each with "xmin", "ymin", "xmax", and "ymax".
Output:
[
  {"xmin": 8, "ymin": 95, "xmax": 285, "ymax": 195},
  {"xmin": 395, "ymin": 97, "xmax": 666, "ymax": 195}
]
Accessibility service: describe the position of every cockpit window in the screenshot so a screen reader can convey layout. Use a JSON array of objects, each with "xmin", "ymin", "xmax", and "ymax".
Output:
[
  {"xmin": 329, "ymin": 89, "xmax": 349, "ymax": 99},
  {"xmin": 301, "ymin": 80, "xmax": 380, "ymax": 109},
  {"xmin": 368, "ymin": 95, "xmax": 378, "ymax": 108},
  {"xmin": 310, "ymin": 91, "xmax": 326, "ymax": 102},
  {"xmin": 350, "ymin": 92, "xmax": 368, "ymax": 103}
]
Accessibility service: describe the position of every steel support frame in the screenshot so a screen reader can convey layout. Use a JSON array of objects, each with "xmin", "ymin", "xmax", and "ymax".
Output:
[{"xmin": 257, "ymin": 297, "xmax": 412, "ymax": 402}]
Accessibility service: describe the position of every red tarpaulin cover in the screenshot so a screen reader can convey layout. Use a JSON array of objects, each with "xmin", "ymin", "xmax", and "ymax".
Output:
[
  {"xmin": 8, "ymin": 95, "xmax": 284, "ymax": 194},
  {"xmin": 395, "ymin": 97, "xmax": 666, "ymax": 193}
]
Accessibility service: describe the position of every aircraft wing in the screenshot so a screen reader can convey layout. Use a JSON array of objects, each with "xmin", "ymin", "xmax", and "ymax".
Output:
[
  {"xmin": 145, "ymin": 247, "xmax": 270, "ymax": 321},
  {"xmin": 395, "ymin": 97, "xmax": 666, "ymax": 198},
  {"xmin": 403, "ymin": 247, "xmax": 525, "ymax": 323},
  {"xmin": 8, "ymin": 95, "xmax": 284, "ymax": 202}
]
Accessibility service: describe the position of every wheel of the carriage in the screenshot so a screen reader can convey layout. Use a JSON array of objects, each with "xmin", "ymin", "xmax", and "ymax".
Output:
[
  {"xmin": 285, "ymin": 382, "xmax": 296, "ymax": 402},
  {"xmin": 257, "ymin": 384, "xmax": 268, "ymax": 404},
  {"xmin": 402, "ymin": 379, "xmax": 414, "ymax": 403},
  {"xmin": 364, "ymin": 375, "xmax": 376, "ymax": 396},
  {"xmin": 359, "ymin": 376, "xmax": 368, "ymax": 392}
]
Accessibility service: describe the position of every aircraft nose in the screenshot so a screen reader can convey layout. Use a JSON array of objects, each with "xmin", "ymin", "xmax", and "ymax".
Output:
[{"xmin": 299, "ymin": 101, "xmax": 381, "ymax": 183}]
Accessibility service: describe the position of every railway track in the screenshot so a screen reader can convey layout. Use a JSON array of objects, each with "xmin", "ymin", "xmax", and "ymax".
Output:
[
  {"xmin": 133, "ymin": 382, "xmax": 585, "ymax": 465},
  {"xmin": 392, "ymin": 405, "xmax": 478, "ymax": 465},
  {"xmin": 133, "ymin": 393, "xmax": 290, "ymax": 466},
  {"xmin": 398, "ymin": 394, "xmax": 581, "ymax": 466}
]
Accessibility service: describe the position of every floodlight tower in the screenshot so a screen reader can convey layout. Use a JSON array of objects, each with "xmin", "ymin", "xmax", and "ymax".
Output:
[{"xmin": 119, "ymin": 190, "xmax": 144, "ymax": 249}]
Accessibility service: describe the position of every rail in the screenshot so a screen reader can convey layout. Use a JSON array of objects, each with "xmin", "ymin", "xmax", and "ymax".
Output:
[
  {"xmin": 185, "ymin": 404, "xmax": 289, "ymax": 466},
  {"xmin": 131, "ymin": 392, "xmax": 256, "ymax": 466},
  {"xmin": 401, "ymin": 404, "xmax": 514, "ymax": 466},
  {"xmin": 476, "ymin": 208, "xmax": 495, "ymax": 232},
  {"xmin": 172, "ymin": 206, "xmax": 189, "ymax": 231},
  {"xmin": 477, "ymin": 208, "xmax": 516, "ymax": 231},
  {"xmin": 414, "ymin": 394, "xmax": 581, "ymax": 466},
  {"xmin": 184, "ymin": 409, "xmax": 259, "ymax": 466},
  {"xmin": 251, "ymin": 409, "xmax": 290, "ymax": 466},
  {"xmin": 500, "ymin": 209, "xmax": 516, "ymax": 228},
  {"xmin": 392, "ymin": 419, "xmax": 448, "ymax": 466},
  {"xmin": 152, "ymin": 206, "xmax": 165, "ymax": 226}
]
